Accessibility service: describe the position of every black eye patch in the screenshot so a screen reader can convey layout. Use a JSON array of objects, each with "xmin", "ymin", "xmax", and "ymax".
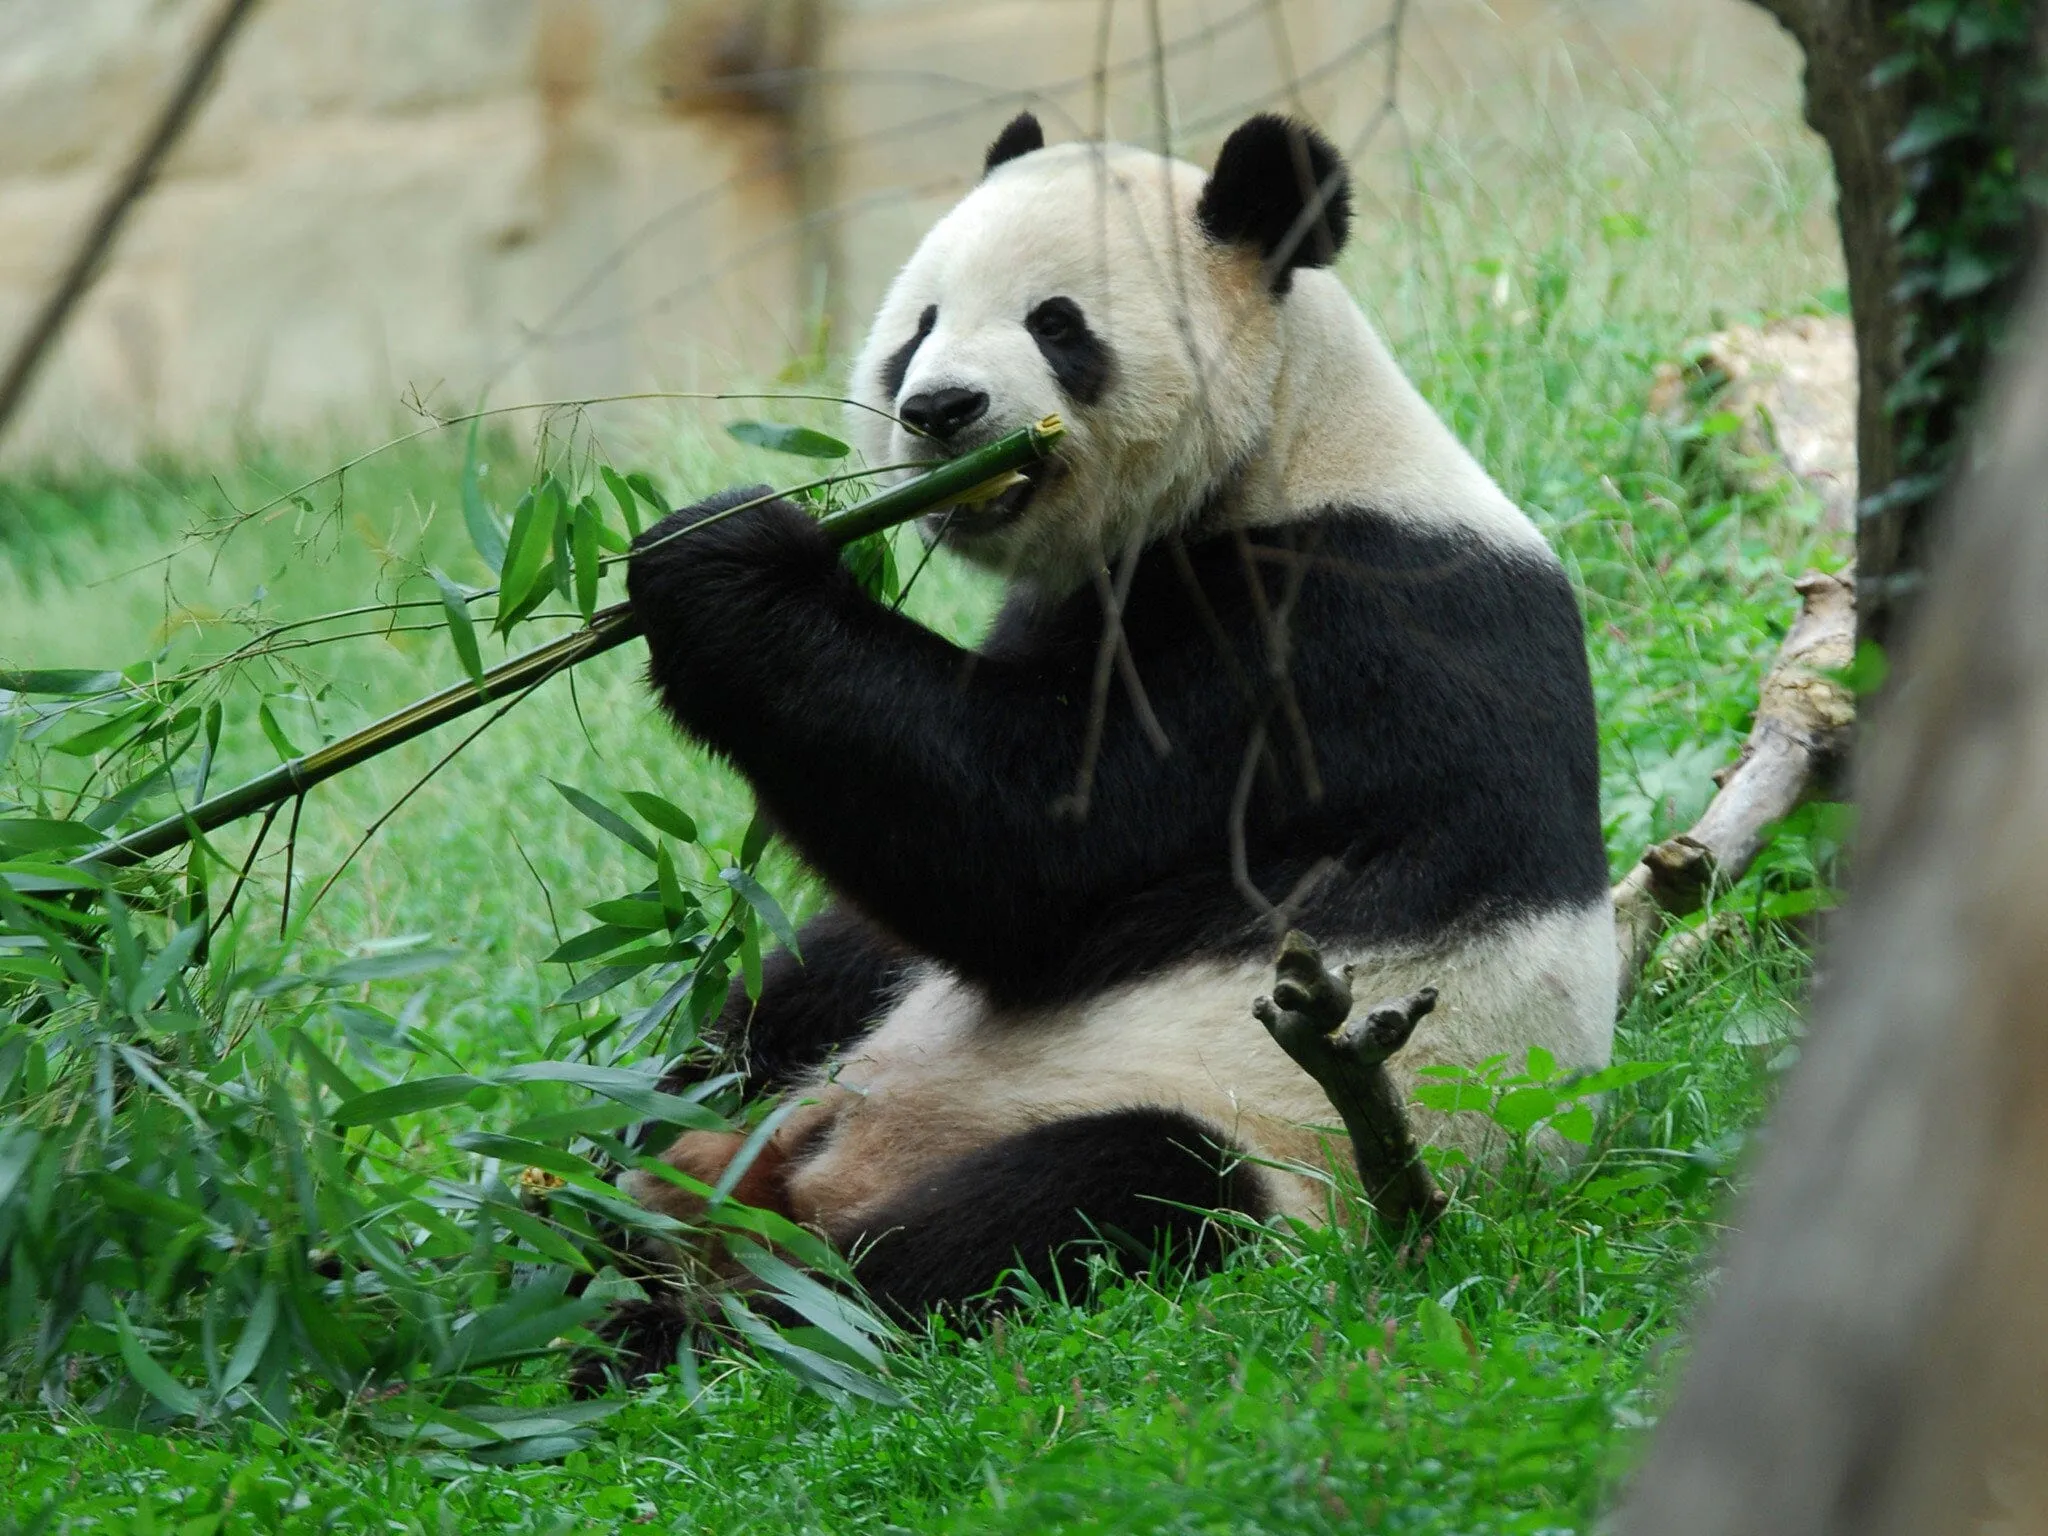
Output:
[
  {"xmin": 1025, "ymin": 297, "xmax": 1113, "ymax": 405},
  {"xmin": 879, "ymin": 305, "xmax": 937, "ymax": 401}
]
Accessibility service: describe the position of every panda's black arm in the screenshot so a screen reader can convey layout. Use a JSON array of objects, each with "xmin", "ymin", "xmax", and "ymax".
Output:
[{"xmin": 627, "ymin": 494, "xmax": 1254, "ymax": 987}]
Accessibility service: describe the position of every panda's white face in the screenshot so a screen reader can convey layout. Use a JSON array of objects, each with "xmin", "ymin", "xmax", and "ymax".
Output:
[{"xmin": 849, "ymin": 143, "xmax": 1282, "ymax": 592}]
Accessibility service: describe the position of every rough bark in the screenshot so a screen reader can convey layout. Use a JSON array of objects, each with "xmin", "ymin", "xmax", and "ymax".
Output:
[
  {"xmin": 1254, "ymin": 931, "xmax": 1447, "ymax": 1230},
  {"xmin": 1748, "ymin": 0, "xmax": 1911, "ymax": 650},
  {"xmin": 1611, "ymin": 271, "xmax": 2048, "ymax": 1536},
  {"xmin": 1612, "ymin": 570, "xmax": 1857, "ymax": 999}
]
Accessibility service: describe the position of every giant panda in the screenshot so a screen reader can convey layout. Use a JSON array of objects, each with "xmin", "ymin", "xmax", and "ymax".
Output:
[{"xmin": 610, "ymin": 112, "xmax": 1613, "ymax": 1354}]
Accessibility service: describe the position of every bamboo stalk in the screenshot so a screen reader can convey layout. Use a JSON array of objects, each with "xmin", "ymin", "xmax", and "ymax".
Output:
[{"xmin": 78, "ymin": 418, "xmax": 1065, "ymax": 871}]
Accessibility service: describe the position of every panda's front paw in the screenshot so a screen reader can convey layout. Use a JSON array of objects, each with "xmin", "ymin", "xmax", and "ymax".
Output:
[{"xmin": 624, "ymin": 486, "xmax": 834, "ymax": 617}]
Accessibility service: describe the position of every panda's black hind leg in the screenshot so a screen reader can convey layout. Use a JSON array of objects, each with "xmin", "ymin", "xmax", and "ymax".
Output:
[{"xmin": 838, "ymin": 1106, "xmax": 1270, "ymax": 1322}]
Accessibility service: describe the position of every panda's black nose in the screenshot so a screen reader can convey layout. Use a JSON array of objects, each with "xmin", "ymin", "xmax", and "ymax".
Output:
[{"xmin": 899, "ymin": 387, "xmax": 989, "ymax": 442}]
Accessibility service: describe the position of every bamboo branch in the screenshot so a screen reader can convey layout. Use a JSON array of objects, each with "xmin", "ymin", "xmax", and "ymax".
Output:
[
  {"xmin": 76, "ymin": 417, "xmax": 1065, "ymax": 871},
  {"xmin": 0, "ymin": 0, "xmax": 264, "ymax": 447},
  {"xmin": 1613, "ymin": 569, "xmax": 1857, "ymax": 999},
  {"xmin": 1254, "ymin": 930, "xmax": 1448, "ymax": 1230}
]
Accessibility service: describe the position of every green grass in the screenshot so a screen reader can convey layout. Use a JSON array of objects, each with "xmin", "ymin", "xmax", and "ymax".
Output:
[{"xmin": 0, "ymin": 82, "xmax": 1843, "ymax": 1536}]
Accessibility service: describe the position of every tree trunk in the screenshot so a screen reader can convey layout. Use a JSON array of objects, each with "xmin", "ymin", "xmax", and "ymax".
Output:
[
  {"xmin": 1610, "ymin": 269, "xmax": 2048, "ymax": 1536},
  {"xmin": 1747, "ymin": 0, "xmax": 2046, "ymax": 658}
]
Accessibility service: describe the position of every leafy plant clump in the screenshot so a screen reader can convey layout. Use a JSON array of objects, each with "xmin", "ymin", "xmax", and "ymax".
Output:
[{"xmin": 0, "ymin": 413, "xmax": 909, "ymax": 1443}]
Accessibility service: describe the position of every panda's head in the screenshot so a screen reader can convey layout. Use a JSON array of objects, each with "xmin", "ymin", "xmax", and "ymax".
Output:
[{"xmin": 848, "ymin": 112, "xmax": 1352, "ymax": 592}]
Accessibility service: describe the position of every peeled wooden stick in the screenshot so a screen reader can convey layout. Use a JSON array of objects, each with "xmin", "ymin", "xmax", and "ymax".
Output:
[
  {"xmin": 1254, "ymin": 930, "xmax": 1448, "ymax": 1230},
  {"xmin": 1612, "ymin": 570, "xmax": 1857, "ymax": 998}
]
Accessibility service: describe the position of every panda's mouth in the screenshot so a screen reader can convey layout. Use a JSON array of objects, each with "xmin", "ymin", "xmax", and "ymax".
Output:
[{"xmin": 928, "ymin": 457, "xmax": 1056, "ymax": 540}]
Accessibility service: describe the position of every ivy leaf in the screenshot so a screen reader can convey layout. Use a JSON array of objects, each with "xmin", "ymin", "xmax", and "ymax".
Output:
[
  {"xmin": 1889, "ymin": 104, "xmax": 1972, "ymax": 161},
  {"xmin": 726, "ymin": 421, "xmax": 851, "ymax": 459}
]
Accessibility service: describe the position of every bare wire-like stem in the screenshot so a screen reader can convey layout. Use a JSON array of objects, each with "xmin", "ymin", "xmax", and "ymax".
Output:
[
  {"xmin": 1253, "ymin": 930, "xmax": 1447, "ymax": 1230},
  {"xmin": 0, "ymin": 0, "xmax": 263, "ymax": 446}
]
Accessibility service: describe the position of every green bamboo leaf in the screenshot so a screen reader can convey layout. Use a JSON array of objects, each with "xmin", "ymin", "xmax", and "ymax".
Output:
[
  {"xmin": 492, "ymin": 1061, "xmax": 727, "ymax": 1127},
  {"xmin": 314, "ymin": 947, "xmax": 459, "ymax": 985},
  {"xmin": 114, "ymin": 1304, "xmax": 202, "ymax": 1416},
  {"xmin": 497, "ymin": 480, "xmax": 562, "ymax": 633},
  {"xmin": 496, "ymin": 559, "xmax": 556, "ymax": 632},
  {"xmin": 128, "ymin": 921, "xmax": 204, "ymax": 1014},
  {"xmin": 432, "ymin": 569, "xmax": 486, "ymax": 687},
  {"xmin": 726, "ymin": 421, "xmax": 851, "ymax": 459},
  {"xmin": 544, "ymin": 922, "xmax": 643, "ymax": 965},
  {"xmin": 738, "ymin": 916, "xmax": 763, "ymax": 1002},
  {"xmin": 220, "ymin": 1285, "xmax": 278, "ymax": 1393},
  {"xmin": 719, "ymin": 1296, "xmax": 902, "ymax": 1406},
  {"xmin": 739, "ymin": 813, "xmax": 772, "ymax": 870},
  {"xmin": 461, "ymin": 415, "xmax": 508, "ymax": 572},
  {"xmin": 600, "ymin": 466, "xmax": 643, "ymax": 537},
  {"xmin": 720, "ymin": 866, "xmax": 800, "ymax": 957},
  {"xmin": 624, "ymin": 472, "xmax": 667, "ymax": 516},
  {"xmin": 0, "ymin": 819, "xmax": 98, "ymax": 854},
  {"xmin": 450, "ymin": 1133, "xmax": 600, "ymax": 1179},
  {"xmin": 572, "ymin": 498, "xmax": 601, "ymax": 621},
  {"xmin": 52, "ymin": 705, "xmax": 153, "ymax": 757},
  {"xmin": 0, "ymin": 669, "xmax": 126, "ymax": 696},
  {"xmin": 551, "ymin": 499, "xmax": 574, "ymax": 601},
  {"xmin": 554, "ymin": 946, "xmax": 693, "ymax": 1004},
  {"xmin": 726, "ymin": 1238, "xmax": 895, "ymax": 1366},
  {"xmin": 655, "ymin": 842, "xmax": 694, "ymax": 920},
  {"xmin": 258, "ymin": 701, "xmax": 303, "ymax": 762},
  {"xmin": 331, "ymin": 1074, "xmax": 486, "ymax": 1125},
  {"xmin": 623, "ymin": 790, "xmax": 699, "ymax": 845},
  {"xmin": 551, "ymin": 781, "xmax": 657, "ymax": 860},
  {"xmin": 585, "ymin": 897, "xmax": 667, "ymax": 930}
]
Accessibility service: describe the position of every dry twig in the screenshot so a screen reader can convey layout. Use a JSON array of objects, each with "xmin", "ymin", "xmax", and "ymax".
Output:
[
  {"xmin": 1612, "ymin": 569, "xmax": 1857, "ymax": 998},
  {"xmin": 1254, "ymin": 930, "xmax": 1447, "ymax": 1230},
  {"xmin": 0, "ymin": 0, "xmax": 264, "ymax": 446}
]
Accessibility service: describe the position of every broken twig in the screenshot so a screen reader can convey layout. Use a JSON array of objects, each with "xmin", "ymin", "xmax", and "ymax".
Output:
[
  {"xmin": 1254, "ymin": 930, "xmax": 1447, "ymax": 1229},
  {"xmin": 1612, "ymin": 569, "xmax": 1857, "ymax": 998}
]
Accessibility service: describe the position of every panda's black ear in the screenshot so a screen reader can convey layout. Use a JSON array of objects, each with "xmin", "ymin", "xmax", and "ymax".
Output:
[
  {"xmin": 1196, "ymin": 114, "xmax": 1351, "ymax": 292},
  {"xmin": 983, "ymin": 112, "xmax": 1046, "ymax": 176}
]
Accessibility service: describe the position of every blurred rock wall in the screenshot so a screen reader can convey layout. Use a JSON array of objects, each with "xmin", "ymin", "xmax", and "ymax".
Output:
[{"xmin": 0, "ymin": 0, "xmax": 1808, "ymax": 465}]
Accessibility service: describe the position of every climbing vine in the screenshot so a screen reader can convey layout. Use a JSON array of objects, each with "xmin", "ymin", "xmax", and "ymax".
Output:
[{"xmin": 1875, "ymin": 0, "xmax": 2043, "ymax": 547}]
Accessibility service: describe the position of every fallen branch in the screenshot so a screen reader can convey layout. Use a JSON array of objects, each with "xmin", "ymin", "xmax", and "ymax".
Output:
[
  {"xmin": 1612, "ymin": 569, "xmax": 1857, "ymax": 999},
  {"xmin": 1255, "ymin": 930, "xmax": 1447, "ymax": 1230}
]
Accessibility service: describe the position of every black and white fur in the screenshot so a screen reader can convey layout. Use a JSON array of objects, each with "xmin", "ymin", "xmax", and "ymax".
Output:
[{"xmin": 616, "ymin": 113, "xmax": 1613, "ymax": 1341}]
